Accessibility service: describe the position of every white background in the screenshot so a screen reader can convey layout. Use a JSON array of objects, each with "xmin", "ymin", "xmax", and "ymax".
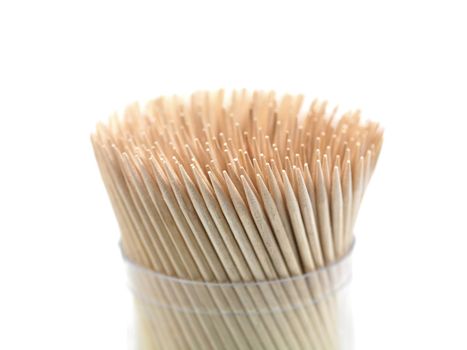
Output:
[{"xmin": 1, "ymin": 1, "xmax": 466, "ymax": 349}]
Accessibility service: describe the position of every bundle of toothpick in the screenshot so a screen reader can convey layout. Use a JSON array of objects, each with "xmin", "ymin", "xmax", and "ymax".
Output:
[{"xmin": 92, "ymin": 90, "xmax": 383, "ymax": 350}]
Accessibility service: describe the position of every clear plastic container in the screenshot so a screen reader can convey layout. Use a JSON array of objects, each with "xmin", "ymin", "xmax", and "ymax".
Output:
[{"xmin": 124, "ymin": 250, "xmax": 353, "ymax": 350}]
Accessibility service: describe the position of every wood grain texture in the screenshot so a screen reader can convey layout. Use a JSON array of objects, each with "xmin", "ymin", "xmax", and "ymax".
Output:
[{"xmin": 92, "ymin": 90, "xmax": 383, "ymax": 350}]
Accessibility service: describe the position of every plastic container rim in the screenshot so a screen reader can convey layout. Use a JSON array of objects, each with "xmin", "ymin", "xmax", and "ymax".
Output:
[{"xmin": 121, "ymin": 239, "xmax": 355, "ymax": 288}]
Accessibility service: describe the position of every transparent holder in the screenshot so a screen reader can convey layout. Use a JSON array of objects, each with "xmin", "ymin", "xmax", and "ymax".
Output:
[{"xmin": 124, "ymin": 250, "xmax": 353, "ymax": 350}]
